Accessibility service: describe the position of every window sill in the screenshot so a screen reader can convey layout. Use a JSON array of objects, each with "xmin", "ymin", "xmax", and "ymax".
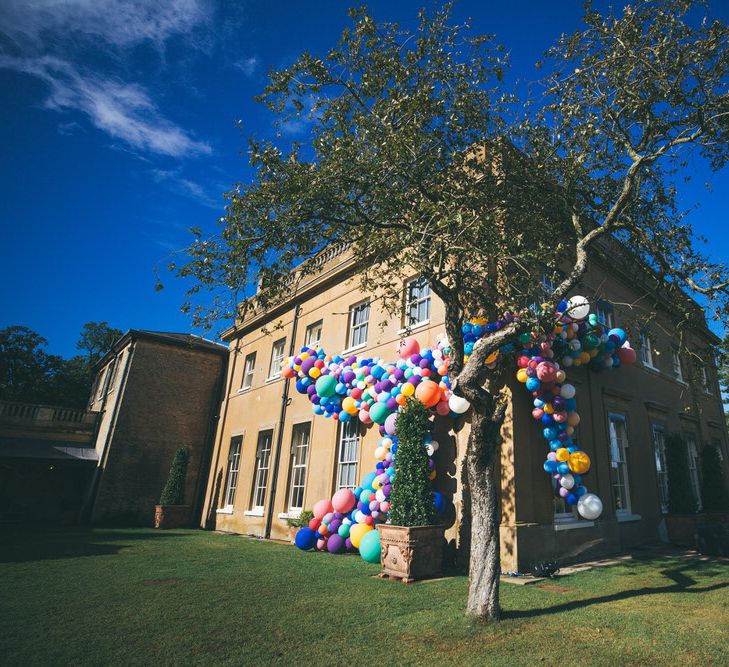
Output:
[
  {"xmin": 641, "ymin": 363, "xmax": 660, "ymax": 374},
  {"xmin": 237, "ymin": 386, "xmax": 252, "ymax": 394},
  {"xmin": 554, "ymin": 519, "xmax": 595, "ymax": 531},
  {"xmin": 244, "ymin": 509, "xmax": 264, "ymax": 517},
  {"xmin": 278, "ymin": 510, "xmax": 302, "ymax": 520},
  {"xmin": 341, "ymin": 343, "xmax": 367, "ymax": 357},
  {"xmin": 216, "ymin": 507, "xmax": 234, "ymax": 515},
  {"xmin": 397, "ymin": 320, "xmax": 430, "ymax": 335},
  {"xmin": 617, "ymin": 512, "xmax": 642, "ymax": 523},
  {"xmin": 264, "ymin": 375, "xmax": 282, "ymax": 384}
]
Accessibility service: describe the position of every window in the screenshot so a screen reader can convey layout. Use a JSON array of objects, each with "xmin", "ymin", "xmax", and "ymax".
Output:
[
  {"xmin": 304, "ymin": 320, "xmax": 323, "ymax": 348},
  {"xmin": 222, "ymin": 436, "xmax": 242, "ymax": 508},
  {"xmin": 671, "ymin": 350, "xmax": 684, "ymax": 382},
  {"xmin": 106, "ymin": 359, "xmax": 118, "ymax": 394},
  {"xmin": 96, "ymin": 367, "xmax": 108, "ymax": 399},
  {"xmin": 685, "ymin": 434, "xmax": 701, "ymax": 511},
  {"xmin": 540, "ymin": 272, "xmax": 557, "ymax": 294},
  {"xmin": 608, "ymin": 413, "xmax": 631, "ymax": 513},
  {"xmin": 405, "ymin": 277, "xmax": 431, "ymax": 327},
  {"xmin": 652, "ymin": 424, "xmax": 668, "ymax": 513},
  {"xmin": 640, "ymin": 332, "xmax": 656, "ymax": 369},
  {"xmin": 596, "ymin": 301, "xmax": 613, "ymax": 328},
  {"xmin": 700, "ymin": 366, "xmax": 711, "ymax": 394},
  {"xmin": 250, "ymin": 430, "xmax": 273, "ymax": 510},
  {"xmin": 241, "ymin": 352, "xmax": 256, "ymax": 390},
  {"xmin": 347, "ymin": 301, "xmax": 370, "ymax": 349},
  {"xmin": 336, "ymin": 421, "xmax": 360, "ymax": 490},
  {"xmin": 268, "ymin": 338, "xmax": 286, "ymax": 379},
  {"xmin": 288, "ymin": 423, "xmax": 310, "ymax": 511}
]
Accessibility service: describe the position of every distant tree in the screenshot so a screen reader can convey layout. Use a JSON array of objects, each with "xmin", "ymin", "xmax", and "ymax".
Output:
[
  {"xmin": 0, "ymin": 326, "xmax": 61, "ymax": 404},
  {"xmin": 76, "ymin": 321, "xmax": 122, "ymax": 364},
  {"xmin": 177, "ymin": 2, "xmax": 729, "ymax": 620},
  {"xmin": 718, "ymin": 332, "xmax": 728, "ymax": 430}
]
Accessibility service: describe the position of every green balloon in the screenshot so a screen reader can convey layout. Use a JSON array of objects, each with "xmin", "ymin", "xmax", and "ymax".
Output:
[
  {"xmin": 369, "ymin": 402, "xmax": 390, "ymax": 424},
  {"xmin": 359, "ymin": 529, "xmax": 381, "ymax": 564},
  {"xmin": 315, "ymin": 374, "xmax": 338, "ymax": 398}
]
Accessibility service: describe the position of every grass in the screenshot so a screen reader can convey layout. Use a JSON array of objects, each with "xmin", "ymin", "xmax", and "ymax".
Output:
[{"xmin": 1, "ymin": 528, "xmax": 728, "ymax": 666}]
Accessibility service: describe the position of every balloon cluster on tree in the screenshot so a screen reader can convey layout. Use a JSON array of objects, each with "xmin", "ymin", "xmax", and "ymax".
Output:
[
  {"xmin": 513, "ymin": 296, "xmax": 636, "ymax": 519},
  {"xmin": 290, "ymin": 294, "xmax": 634, "ymax": 559}
]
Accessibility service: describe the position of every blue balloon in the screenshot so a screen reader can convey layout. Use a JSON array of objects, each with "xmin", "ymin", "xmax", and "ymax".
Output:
[
  {"xmin": 361, "ymin": 472, "xmax": 377, "ymax": 489},
  {"xmin": 543, "ymin": 427, "xmax": 558, "ymax": 440},
  {"xmin": 557, "ymin": 462, "xmax": 570, "ymax": 475},
  {"xmin": 433, "ymin": 491, "xmax": 446, "ymax": 514},
  {"xmin": 566, "ymin": 493, "xmax": 578, "ymax": 505},
  {"xmin": 295, "ymin": 527, "xmax": 317, "ymax": 551},
  {"xmin": 526, "ymin": 377, "xmax": 541, "ymax": 392},
  {"xmin": 543, "ymin": 460, "xmax": 558, "ymax": 473}
]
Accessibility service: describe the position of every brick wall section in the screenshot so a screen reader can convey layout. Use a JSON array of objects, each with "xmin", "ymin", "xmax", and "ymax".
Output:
[{"xmin": 92, "ymin": 339, "xmax": 226, "ymax": 525}]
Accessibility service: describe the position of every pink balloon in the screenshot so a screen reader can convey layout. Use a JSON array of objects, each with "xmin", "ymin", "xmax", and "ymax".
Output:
[
  {"xmin": 358, "ymin": 409, "xmax": 373, "ymax": 424},
  {"xmin": 384, "ymin": 412, "xmax": 398, "ymax": 436},
  {"xmin": 435, "ymin": 400, "xmax": 450, "ymax": 416},
  {"xmin": 332, "ymin": 489, "xmax": 356, "ymax": 514},
  {"xmin": 397, "ymin": 336, "xmax": 420, "ymax": 359},
  {"xmin": 313, "ymin": 498, "xmax": 334, "ymax": 520}
]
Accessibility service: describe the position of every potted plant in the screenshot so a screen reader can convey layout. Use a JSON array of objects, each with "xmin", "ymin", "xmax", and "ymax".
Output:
[
  {"xmin": 664, "ymin": 433, "xmax": 699, "ymax": 546},
  {"xmin": 697, "ymin": 444, "xmax": 729, "ymax": 556},
  {"xmin": 285, "ymin": 510, "xmax": 314, "ymax": 543},
  {"xmin": 379, "ymin": 398, "xmax": 444, "ymax": 582},
  {"xmin": 154, "ymin": 447, "xmax": 191, "ymax": 529}
]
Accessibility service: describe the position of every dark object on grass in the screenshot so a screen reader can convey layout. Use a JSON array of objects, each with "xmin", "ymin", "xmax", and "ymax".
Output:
[
  {"xmin": 531, "ymin": 560, "xmax": 560, "ymax": 578},
  {"xmin": 696, "ymin": 523, "xmax": 729, "ymax": 557}
]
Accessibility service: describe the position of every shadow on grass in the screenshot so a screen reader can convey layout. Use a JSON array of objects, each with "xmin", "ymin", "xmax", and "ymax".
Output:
[
  {"xmin": 0, "ymin": 526, "xmax": 188, "ymax": 564},
  {"xmin": 505, "ymin": 559, "xmax": 729, "ymax": 620}
]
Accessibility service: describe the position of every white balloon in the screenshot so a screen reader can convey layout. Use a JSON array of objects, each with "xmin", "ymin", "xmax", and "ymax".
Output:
[
  {"xmin": 430, "ymin": 440, "xmax": 439, "ymax": 452},
  {"xmin": 560, "ymin": 473, "xmax": 575, "ymax": 490},
  {"xmin": 577, "ymin": 493, "xmax": 603, "ymax": 520},
  {"xmin": 560, "ymin": 383, "xmax": 576, "ymax": 399},
  {"xmin": 449, "ymin": 395, "xmax": 471, "ymax": 415},
  {"xmin": 567, "ymin": 295, "xmax": 591, "ymax": 320},
  {"xmin": 425, "ymin": 443, "xmax": 435, "ymax": 457}
]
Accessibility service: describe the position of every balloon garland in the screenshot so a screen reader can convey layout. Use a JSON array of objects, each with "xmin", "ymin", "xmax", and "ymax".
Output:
[{"xmin": 287, "ymin": 296, "xmax": 635, "ymax": 560}]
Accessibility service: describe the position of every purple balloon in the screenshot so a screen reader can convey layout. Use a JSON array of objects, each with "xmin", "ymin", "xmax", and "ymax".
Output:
[
  {"xmin": 327, "ymin": 534, "xmax": 345, "ymax": 554},
  {"xmin": 345, "ymin": 538, "xmax": 353, "ymax": 551},
  {"xmin": 300, "ymin": 358, "xmax": 316, "ymax": 375}
]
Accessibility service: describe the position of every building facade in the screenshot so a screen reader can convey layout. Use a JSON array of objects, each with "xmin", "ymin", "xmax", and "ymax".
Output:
[
  {"xmin": 200, "ymin": 245, "xmax": 728, "ymax": 572},
  {"xmin": 86, "ymin": 330, "xmax": 228, "ymax": 526}
]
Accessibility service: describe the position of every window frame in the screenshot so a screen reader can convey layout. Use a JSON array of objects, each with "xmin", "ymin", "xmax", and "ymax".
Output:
[
  {"xmin": 335, "ymin": 420, "xmax": 360, "ymax": 491},
  {"xmin": 347, "ymin": 301, "xmax": 370, "ymax": 350},
  {"xmin": 596, "ymin": 301, "xmax": 614, "ymax": 329},
  {"xmin": 671, "ymin": 349, "xmax": 684, "ymax": 382},
  {"xmin": 304, "ymin": 320, "xmax": 323, "ymax": 348},
  {"xmin": 651, "ymin": 423, "xmax": 669, "ymax": 513},
  {"xmin": 404, "ymin": 276, "xmax": 431, "ymax": 328},
  {"xmin": 267, "ymin": 338, "xmax": 286, "ymax": 380},
  {"xmin": 607, "ymin": 412, "xmax": 632, "ymax": 515},
  {"xmin": 639, "ymin": 332, "xmax": 657, "ymax": 370},
  {"xmin": 287, "ymin": 422, "xmax": 311, "ymax": 512},
  {"xmin": 241, "ymin": 352, "xmax": 256, "ymax": 390},
  {"xmin": 250, "ymin": 429, "xmax": 273, "ymax": 511},
  {"xmin": 222, "ymin": 436, "xmax": 243, "ymax": 509},
  {"xmin": 684, "ymin": 433, "xmax": 702, "ymax": 511}
]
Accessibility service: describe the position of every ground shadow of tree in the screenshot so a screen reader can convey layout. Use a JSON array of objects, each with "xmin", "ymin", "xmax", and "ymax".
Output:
[{"xmin": 505, "ymin": 559, "xmax": 729, "ymax": 620}]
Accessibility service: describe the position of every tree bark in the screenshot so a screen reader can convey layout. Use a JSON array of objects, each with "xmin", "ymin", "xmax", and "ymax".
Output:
[{"xmin": 465, "ymin": 406, "xmax": 504, "ymax": 621}]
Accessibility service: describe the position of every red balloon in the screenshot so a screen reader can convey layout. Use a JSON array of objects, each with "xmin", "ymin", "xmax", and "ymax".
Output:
[{"xmin": 617, "ymin": 346, "xmax": 637, "ymax": 365}]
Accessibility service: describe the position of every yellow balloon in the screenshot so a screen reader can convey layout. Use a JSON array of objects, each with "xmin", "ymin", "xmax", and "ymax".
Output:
[
  {"xmin": 401, "ymin": 383, "xmax": 415, "ymax": 397},
  {"xmin": 556, "ymin": 447, "xmax": 570, "ymax": 462},
  {"xmin": 309, "ymin": 367, "xmax": 321, "ymax": 379},
  {"xmin": 568, "ymin": 451, "xmax": 591, "ymax": 475},
  {"xmin": 485, "ymin": 351, "xmax": 499, "ymax": 365},
  {"xmin": 544, "ymin": 403, "xmax": 554, "ymax": 415},
  {"xmin": 516, "ymin": 368, "xmax": 529, "ymax": 383},
  {"xmin": 349, "ymin": 523, "xmax": 372, "ymax": 548},
  {"xmin": 568, "ymin": 412, "xmax": 581, "ymax": 427},
  {"xmin": 342, "ymin": 396, "xmax": 358, "ymax": 415}
]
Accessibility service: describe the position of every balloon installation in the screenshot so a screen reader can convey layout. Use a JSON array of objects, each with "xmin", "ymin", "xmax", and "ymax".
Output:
[{"xmin": 287, "ymin": 296, "xmax": 635, "ymax": 561}]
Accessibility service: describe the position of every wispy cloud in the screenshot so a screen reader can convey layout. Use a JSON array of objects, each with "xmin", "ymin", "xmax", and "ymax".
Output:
[
  {"xmin": 0, "ymin": 0, "xmax": 211, "ymax": 52},
  {"xmin": 0, "ymin": 55, "xmax": 211, "ymax": 158},
  {"xmin": 0, "ymin": 0, "xmax": 214, "ymax": 159},
  {"xmin": 234, "ymin": 55, "xmax": 260, "ymax": 78},
  {"xmin": 151, "ymin": 167, "xmax": 224, "ymax": 209}
]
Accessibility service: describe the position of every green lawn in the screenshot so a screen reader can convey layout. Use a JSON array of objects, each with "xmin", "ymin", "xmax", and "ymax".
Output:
[{"xmin": 1, "ymin": 528, "xmax": 727, "ymax": 666}]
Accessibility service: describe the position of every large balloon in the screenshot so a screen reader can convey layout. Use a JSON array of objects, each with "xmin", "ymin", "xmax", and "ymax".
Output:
[
  {"xmin": 359, "ymin": 529, "xmax": 381, "ymax": 563},
  {"xmin": 397, "ymin": 336, "xmax": 420, "ymax": 359},
  {"xmin": 448, "ymin": 394, "xmax": 471, "ymax": 415},
  {"xmin": 577, "ymin": 493, "xmax": 603, "ymax": 520},
  {"xmin": 313, "ymin": 499, "xmax": 333, "ymax": 520},
  {"xmin": 295, "ymin": 527, "xmax": 317, "ymax": 551},
  {"xmin": 349, "ymin": 523, "xmax": 372, "ymax": 549},
  {"xmin": 331, "ymin": 488, "xmax": 356, "ymax": 514},
  {"xmin": 567, "ymin": 295, "xmax": 590, "ymax": 320}
]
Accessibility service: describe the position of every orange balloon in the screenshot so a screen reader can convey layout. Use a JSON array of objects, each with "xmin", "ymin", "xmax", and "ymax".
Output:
[
  {"xmin": 568, "ymin": 451, "xmax": 591, "ymax": 475},
  {"xmin": 415, "ymin": 380, "xmax": 441, "ymax": 407}
]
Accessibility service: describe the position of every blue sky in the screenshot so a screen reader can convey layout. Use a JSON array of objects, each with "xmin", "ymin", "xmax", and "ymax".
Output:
[{"xmin": 1, "ymin": 0, "xmax": 727, "ymax": 357}]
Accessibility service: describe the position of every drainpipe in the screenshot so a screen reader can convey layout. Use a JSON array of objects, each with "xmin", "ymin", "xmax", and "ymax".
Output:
[
  {"xmin": 265, "ymin": 304, "xmax": 302, "ymax": 539},
  {"xmin": 80, "ymin": 341, "xmax": 136, "ymax": 524}
]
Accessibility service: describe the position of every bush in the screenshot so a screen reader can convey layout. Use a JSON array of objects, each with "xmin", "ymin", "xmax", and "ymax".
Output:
[
  {"xmin": 159, "ymin": 447, "xmax": 189, "ymax": 506},
  {"xmin": 665, "ymin": 433, "xmax": 697, "ymax": 514},
  {"xmin": 286, "ymin": 510, "xmax": 313, "ymax": 528},
  {"xmin": 701, "ymin": 444, "xmax": 729, "ymax": 512},
  {"xmin": 389, "ymin": 398, "xmax": 435, "ymax": 527}
]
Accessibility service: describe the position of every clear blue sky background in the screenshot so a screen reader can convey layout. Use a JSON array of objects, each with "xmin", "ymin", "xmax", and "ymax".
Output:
[{"xmin": 1, "ymin": 1, "xmax": 727, "ymax": 357}]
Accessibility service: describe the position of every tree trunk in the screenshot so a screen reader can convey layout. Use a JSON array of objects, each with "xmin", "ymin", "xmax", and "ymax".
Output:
[{"xmin": 466, "ymin": 408, "xmax": 502, "ymax": 621}]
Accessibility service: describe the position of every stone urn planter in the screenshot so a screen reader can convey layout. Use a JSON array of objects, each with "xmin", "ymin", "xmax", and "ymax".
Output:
[
  {"xmin": 154, "ymin": 504, "xmax": 191, "ymax": 529},
  {"xmin": 378, "ymin": 523, "xmax": 445, "ymax": 583}
]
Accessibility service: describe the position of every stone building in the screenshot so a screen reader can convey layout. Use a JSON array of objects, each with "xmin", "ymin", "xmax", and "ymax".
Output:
[
  {"xmin": 200, "ymin": 244, "xmax": 728, "ymax": 572},
  {"xmin": 85, "ymin": 330, "xmax": 228, "ymax": 526}
]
